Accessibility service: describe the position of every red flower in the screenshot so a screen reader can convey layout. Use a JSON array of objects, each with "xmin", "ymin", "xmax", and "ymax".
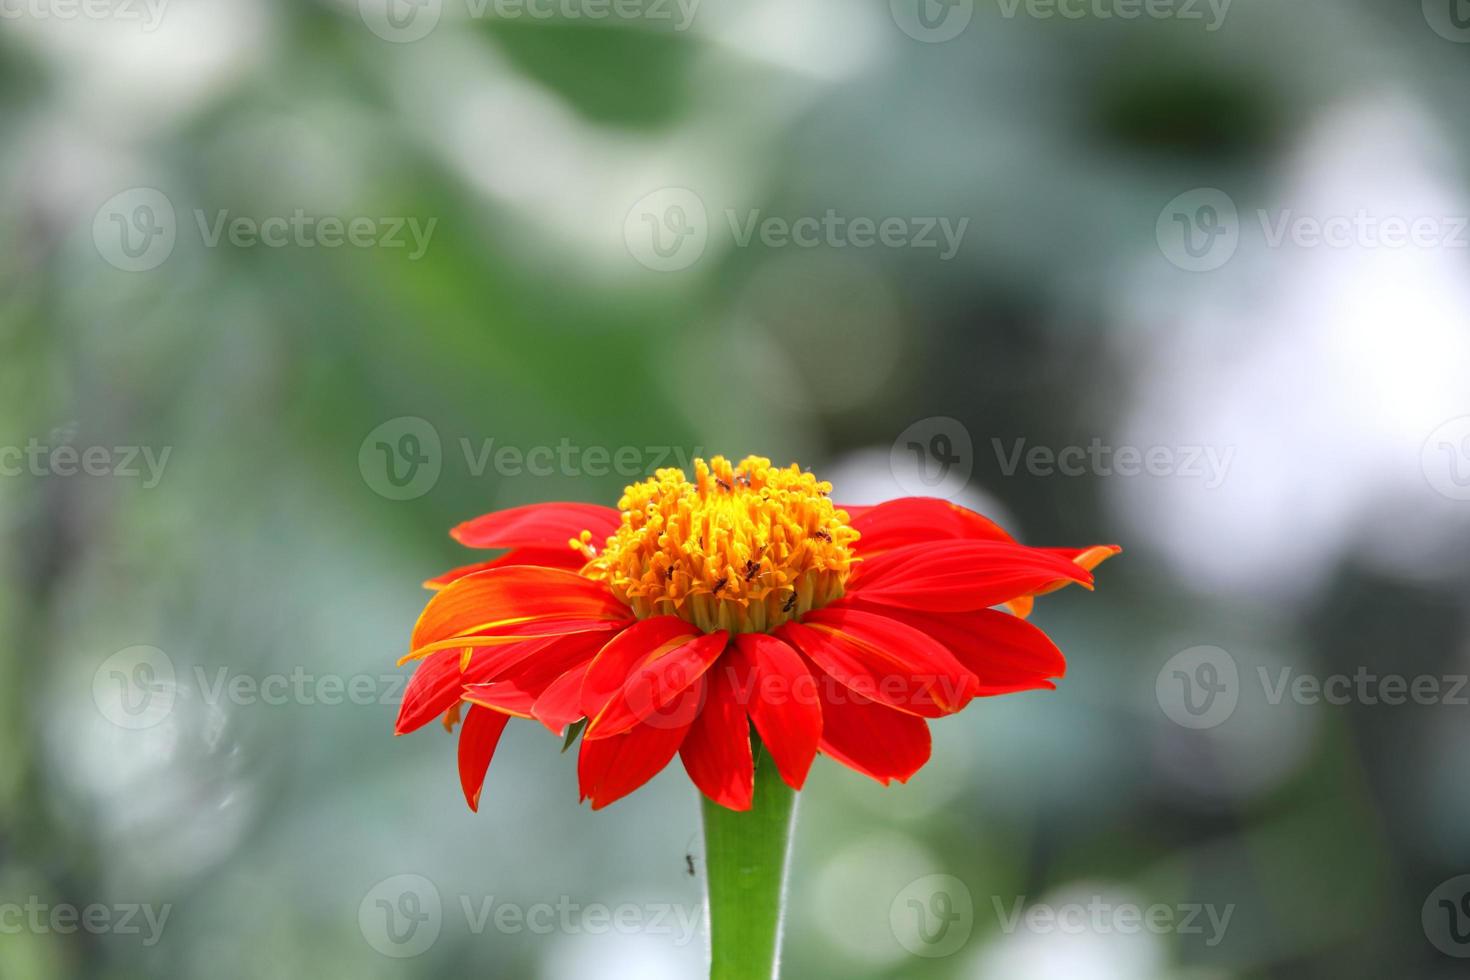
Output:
[{"xmin": 396, "ymin": 456, "xmax": 1117, "ymax": 812}]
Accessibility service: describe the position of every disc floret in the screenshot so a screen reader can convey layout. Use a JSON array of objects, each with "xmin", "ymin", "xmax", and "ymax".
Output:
[{"xmin": 578, "ymin": 455, "xmax": 859, "ymax": 633}]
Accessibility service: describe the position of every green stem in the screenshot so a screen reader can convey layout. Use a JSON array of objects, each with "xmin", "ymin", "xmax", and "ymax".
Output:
[{"xmin": 701, "ymin": 743, "xmax": 798, "ymax": 980}]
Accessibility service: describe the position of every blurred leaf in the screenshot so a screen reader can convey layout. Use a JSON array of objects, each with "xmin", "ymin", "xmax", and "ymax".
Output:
[{"xmin": 483, "ymin": 22, "xmax": 699, "ymax": 129}]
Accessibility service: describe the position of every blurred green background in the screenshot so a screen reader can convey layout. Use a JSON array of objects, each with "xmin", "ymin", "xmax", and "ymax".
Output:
[{"xmin": 4, "ymin": 1, "xmax": 1470, "ymax": 977}]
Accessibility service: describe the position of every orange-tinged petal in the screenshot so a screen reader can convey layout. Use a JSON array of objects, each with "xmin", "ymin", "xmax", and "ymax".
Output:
[
  {"xmin": 462, "ymin": 682, "xmax": 536, "ymax": 719},
  {"xmin": 407, "ymin": 566, "xmax": 630, "ymax": 661},
  {"xmin": 1004, "ymin": 545, "xmax": 1121, "ymax": 617},
  {"xmin": 1031, "ymin": 544, "xmax": 1121, "ymax": 596},
  {"xmin": 402, "ymin": 620, "xmax": 624, "ymax": 668},
  {"xmin": 424, "ymin": 547, "xmax": 587, "ymax": 590},
  {"xmin": 848, "ymin": 539, "xmax": 1093, "ymax": 613},
  {"xmin": 1005, "ymin": 594, "xmax": 1035, "ymax": 618}
]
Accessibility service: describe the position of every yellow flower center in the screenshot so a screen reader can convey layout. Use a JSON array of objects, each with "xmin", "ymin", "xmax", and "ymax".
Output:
[{"xmin": 575, "ymin": 455, "xmax": 859, "ymax": 633}]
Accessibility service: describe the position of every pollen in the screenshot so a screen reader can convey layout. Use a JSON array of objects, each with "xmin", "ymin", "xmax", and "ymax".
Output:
[{"xmin": 578, "ymin": 455, "xmax": 859, "ymax": 633}]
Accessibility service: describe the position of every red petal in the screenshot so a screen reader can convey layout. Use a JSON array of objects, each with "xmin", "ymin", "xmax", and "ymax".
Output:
[
  {"xmin": 729, "ymin": 633, "xmax": 821, "ymax": 791},
  {"xmin": 452, "ymin": 502, "xmax": 620, "ymax": 550},
  {"xmin": 679, "ymin": 666, "xmax": 754, "ymax": 811},
  {"xmin": 1030, "ymin": 545, "xmax": 1122, "ymax": 596},
  {"xmin": 488, "ymin": 629, "xmax": 612, "ymax": 701},
  {"xmin": 463, "ymin": 682, "xmax": 536, "ymax": 718},
  {"xmin": 396, "ymin": 627, "xmax": 612, "ymax": 734},
  {"xmin": 457, "ymin": 705, "xmax": 512, "ymax": 812},
  {"xmin": 778, "ymin": 608, "xmax": 977, "ymax": 717},
  {"xmin": 531, "ymin": 666, "xmax": 590, "ymax": 735},
  {"xmin": 848, "ymin": 497, "xmax": 1013, "ymax": 556},
  {"xmin": 406, "ymin": 566, "xmax": 630, "ymax": 661},
  {"xmin": 577, "ymin": 682, "xmax": 702, "ymax": 809},
  {"xmin": 848, "ymin": 539, "xmax": 1093, "ymax": 613},
  {"xmin": 578, "ymin": 616, "xmax": 702, "ymax": 719},
  {"xmin": 848, "ymin": 601, "xmax": 1065, "ymax": 694},
  {"xmin": 816, "ymin": 683, "xmax": 931, "ymax": 785},
  {"xmin": 466, "ymin": 625, "xmax": 625, "ymax": 729},
  {"xmin": 586, "ymin": 632, "xmax": 729, "ymax": 740},
  {"xmin": 397, "ymin": 648, "xmax": 494, "ymax": 735},
  {"xmin": 424, "ymin": 548, "xmax": 586, "ymax": 589}
]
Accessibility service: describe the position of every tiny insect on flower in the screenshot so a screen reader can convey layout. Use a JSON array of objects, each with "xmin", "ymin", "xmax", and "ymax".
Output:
[{"xmin": 396, "ymin": 455, "xmax": 1118, "ymax": 812}]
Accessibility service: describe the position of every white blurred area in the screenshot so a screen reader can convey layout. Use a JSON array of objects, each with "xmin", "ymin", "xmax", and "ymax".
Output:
[
  {"xmin": 45, "ymin": 667, "xmax": 259, "ymax": 891},
  {"xmin": 541, "ymin": 928, "xmax": 700, "ymax": 980},
  {"xmin": 970, "ymin": 884, "xmax": 1180, "ymax": 980},
  {"xmin": 1113, "ymin": 95, "xmax": 1470, "ymax": 604},
  {"xmin": 4, "ymin": 0, "xmax": 272, "ymax": 133}
]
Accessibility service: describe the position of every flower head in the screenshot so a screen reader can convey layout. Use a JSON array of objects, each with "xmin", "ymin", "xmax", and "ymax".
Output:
[{"xmin": 397, "ymin": 455, "xmax": 1118, "ymax": 812}]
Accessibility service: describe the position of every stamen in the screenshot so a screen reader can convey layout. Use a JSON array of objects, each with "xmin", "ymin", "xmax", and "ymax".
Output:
[
  {"xmin": 568, "ymin": 529, "xmax": 598, "ymax": 560},
  {"xmin": 581, "ymin": 455, "xmax": 859, "ymax": 633}
]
